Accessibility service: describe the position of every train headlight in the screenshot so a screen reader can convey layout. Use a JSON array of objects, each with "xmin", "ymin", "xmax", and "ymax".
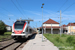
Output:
[
  {"xmin": 12, "ymin": 32, "xmax": 15, "ymax": 34},
  {"xmin": 22, "ymin": 32, "xmax": 25, "ymax": 34}
]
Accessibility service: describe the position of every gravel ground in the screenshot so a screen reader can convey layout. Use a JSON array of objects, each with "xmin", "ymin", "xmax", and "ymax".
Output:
[
  {"xmin": 16, "ymin": 41, "xmax": 28, "ymax": 50},
  {"xmin": 0, "ymin": 39, "xmax": 15, "ymax": 49}
]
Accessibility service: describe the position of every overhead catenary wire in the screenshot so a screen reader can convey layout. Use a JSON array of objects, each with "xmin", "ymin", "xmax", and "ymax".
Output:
[
  {"xmin": 0, "ymin": 7, "xmax": 15, "ymax": 16},
  {"xmin": 0, "ymin": 7, "xmax": 11, "ymax": 14},
  {"xmin": 0, "ymin": 7, "xmax": 18, "ymax": 20},
  {"xmin": 0, "ymin": 7, "xmax": 17, "ymax": 21},
  {"xmin": 11, "ymin": 0, "xmax": 25, "ymax": 17},
  {"xmin": 54, "ymin": 0, "xmax": 68, "ymax": 16},
  {"xmin": 16, "ymin": 0, "xmax": 27, "ymax": 18},
  {"xmin": 0, "ymin": 7, "xmax": 22, "ymax": 20},
  {"xmin": 0, "ymin": 12, "xmax": 10, "ymax": 20},
  {"xmin": 58, "ymin": 2, "xmax": 75, "ymax": 26},
  {"xmin": 59, "ymin": 0, "xmax": 68, "ymax": 10},
  {"xmin": 62, "ymin": 2, "xmax": 75, "ymax": 13},
  {"xmin": 0, "ymin": 3, "xmax": 12, "ymax": 19},
  {"xmin": 0, "ymin": 1, "xmax": 23, "ymax": 20}
]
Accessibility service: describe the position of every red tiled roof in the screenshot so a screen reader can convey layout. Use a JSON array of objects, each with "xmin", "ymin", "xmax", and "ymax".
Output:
[
  {"xmin": 5, "ymin": 25, "xmax": 10, "ymax": 26},
  {"xmin": 61, "ymin": 23, "xmax": 75, "ymax": 27},
  {"xmin": 67, "ymin": 23, "xmax": 75, "ymax": 26},
  {"xmin": 43, "ymin": 19, "xmax": 59, "ymax": 24},
  {"xmin": 61, "ymin": 24, "xmax": 67, "ymax": 27},
  {"xmin": 40, "ymin": 26, "xmax": 60, "ymax": 29}
]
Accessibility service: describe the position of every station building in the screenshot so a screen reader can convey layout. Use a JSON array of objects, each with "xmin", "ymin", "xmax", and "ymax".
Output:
[
  {"xmin": 5, "ymin": 25, "xmax": 12, "ymax": 31},
  {"xmin": 39, "ymin": 19, "xmax": 60, "ymax": 34},
  {"xmin": 38, "ymin": 19, "xmax": 75, "ymax": 34},
  {"xmin": 62, "ymin": 23, "xmax": 75, "ymax": 34}
]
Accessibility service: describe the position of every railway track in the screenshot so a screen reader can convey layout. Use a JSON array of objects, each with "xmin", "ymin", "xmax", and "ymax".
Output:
[
  {"xmin": 3, "ymin": 41, "xmax": 23, "ymax": 50},
  {"xmin": 0, "ymin": 34, "xmax": 36, "ymax": 50},
  {"xmin": 0, "ymin": 38, "xmax": 28, "ymax": 50}
]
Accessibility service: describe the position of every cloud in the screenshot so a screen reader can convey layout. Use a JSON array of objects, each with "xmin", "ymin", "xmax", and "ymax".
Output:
[
  {"xmin": 34, "ymin": 18, "xmax": 48, "ymax": 21},
  {"xmin": 24, "ymin": 10, "xmax": 41, "ymax": 16},
  {"xmin": 44, "ymin": 9, "xmax": 56, "ymax": 14},
  {"xmin": 8, "ymin": 14, "xmax": 14, "ymax": 16},
  {"xmin": 44, "ymin": 10, "xmax": 75, "ymax": 20},
  {"xmin": 43, "ymin": 10, "xmax": 60, "ymax": 18},
  {"xmin": 24, "ymin": 10, "xmax": 60, "ymax": 18},
  {"xmin": 61, "ymin": 14, "xmax": 75, "ymax": 20},
  {"xmin": 34, "ymin": 18, "xmax": 60, "ymax": 22},
  {"xmin": 3, "ymin": 20, "xmax": 16, "ymax": 22},
  {"xmin": 25, "ymin": 9, "xmax": 75, "ymax": 24}
]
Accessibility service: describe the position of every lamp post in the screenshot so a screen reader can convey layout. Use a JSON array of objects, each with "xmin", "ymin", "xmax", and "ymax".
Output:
[
  {"xmin": 41, "ymin": 3, "xmax": 44, "ymax": 42},
  {"xmin": 39, "ymin": 21, "xmax": 40, "ymax": 34}
]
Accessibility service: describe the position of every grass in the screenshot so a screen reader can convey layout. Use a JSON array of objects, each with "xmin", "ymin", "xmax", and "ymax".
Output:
[
  {"xmin": 0, "ymin": 32, "xmax": 12, "ymax": 41},
  {"xmin": 44, "ymin": 34, "xmax": 75, "ymax": 50}
]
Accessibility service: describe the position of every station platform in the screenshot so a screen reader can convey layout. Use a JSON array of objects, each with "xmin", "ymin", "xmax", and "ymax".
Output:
[{"xmin": 22, "ymin": 34, "xmax": 59, "ymax": 50}]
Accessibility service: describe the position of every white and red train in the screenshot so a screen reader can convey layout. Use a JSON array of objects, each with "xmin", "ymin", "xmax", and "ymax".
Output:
[{"xmin": 11, "ymin": 20, "xmax": 36, "ymax": 39}]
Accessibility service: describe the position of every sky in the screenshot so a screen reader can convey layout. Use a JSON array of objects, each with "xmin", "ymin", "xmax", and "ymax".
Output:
[{"xmin": 0, "ymin": 0, "xmax": 75, "ymax": 28}]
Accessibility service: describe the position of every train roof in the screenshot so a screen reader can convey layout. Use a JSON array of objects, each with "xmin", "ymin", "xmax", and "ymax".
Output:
[
  {"xmin": 16, "ymin": 20, "xmax": 25, "ymax": 22},
  {"xmin": 15, "ymin": 20, "xmax": 26, "ymax": 24},
  {"xmin": 17, "ymin": 19, "xmax": 33, "ymax": 21}
]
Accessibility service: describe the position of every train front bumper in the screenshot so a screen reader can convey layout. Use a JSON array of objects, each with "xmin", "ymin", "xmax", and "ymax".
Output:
[{"xmin": 11, "ymin": 34, "xmax": 26, "ymax": 38}]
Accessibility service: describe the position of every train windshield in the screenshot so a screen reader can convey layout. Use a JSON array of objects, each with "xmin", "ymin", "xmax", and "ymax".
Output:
[{"xmin": 15, "ymin": 22, "xmax": 25, "ymax": 30}]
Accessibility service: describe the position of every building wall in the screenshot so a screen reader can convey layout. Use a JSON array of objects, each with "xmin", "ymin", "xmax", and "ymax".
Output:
[
  {"xmin": 46, "ymin": 29, "xmax": 51, "ymax": 33},
  {"xmin": 68, "ymin": 26, "xmax": 75, "ymax": 33},
  {"xmin": 64, "ymin": 26, "xmax": 68, "ymax": 30},
  {"xmin": 53, "ymin": 29, "xmax": 60, "ymax": 34},
  {"xmin": 45, "ymin": 29, "xmax": 59, "ymax": 34},
  {"xmin": 43, "ymin": 24, "xmax": 59, "ymax": 26},
  {"xmin": 6, "ymin": 26, "xmax": 12, "ymax": 31}
]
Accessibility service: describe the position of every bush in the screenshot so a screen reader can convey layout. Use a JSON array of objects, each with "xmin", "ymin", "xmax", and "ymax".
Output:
[
  {"xmin": 55, "ymin": 36, "xmax": 63, "ymax": 43},
  {"xmin": 55, "ymin": 37, "xmax": 60, "ymax": 42},
  {"xmin": 55, "ymin": 37, "xmax": 62, "ymax": 42},
  {"xmin": 71, "ymin": 40, "xmax": 75, "ymax": 45},
  {"xmin": 0, "ymin": 20, "xmax": 6, "ymax": 35},
  {"xmin": 61, "ymin": 34, "xmax": 66, "ymax": 37},
  {"xmin": 66, "ymin": 36, "xmax": 74, "ymax": 43}
]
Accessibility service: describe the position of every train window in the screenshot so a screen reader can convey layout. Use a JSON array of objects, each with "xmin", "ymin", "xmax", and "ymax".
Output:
[{"xmin": 15, "ymin": 24, "xmax": 24, "ymax": 30}]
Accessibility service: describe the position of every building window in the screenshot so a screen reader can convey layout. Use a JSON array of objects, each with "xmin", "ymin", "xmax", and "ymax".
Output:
[{"xmin": 73, "ymin": 27, "xmax": 75, "ymax": 29}]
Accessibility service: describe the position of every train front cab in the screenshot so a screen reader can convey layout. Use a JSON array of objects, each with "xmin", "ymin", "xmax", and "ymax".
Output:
[{"xmin": 11, "ymin": 21, "xmax": 29, "ymax": 39}]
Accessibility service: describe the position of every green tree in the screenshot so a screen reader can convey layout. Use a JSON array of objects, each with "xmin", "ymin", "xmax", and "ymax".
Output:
[{"xmin": 0, "ymin": 20, "xmax": 6, "ymax": 35}]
